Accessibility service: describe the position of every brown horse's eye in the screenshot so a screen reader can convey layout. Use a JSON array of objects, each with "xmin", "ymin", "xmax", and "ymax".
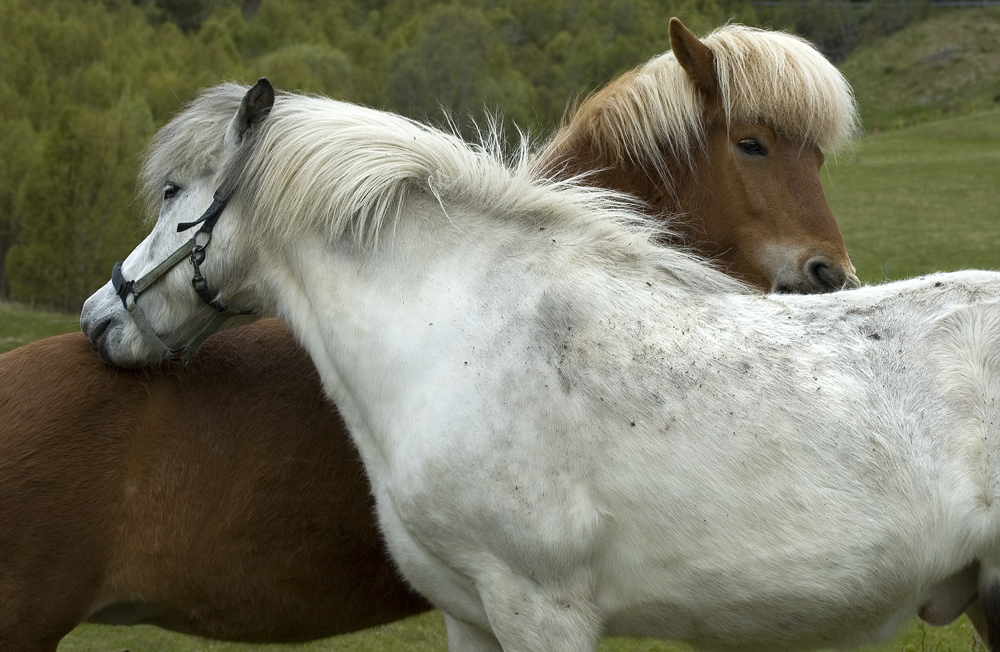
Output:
[{"xmin": 738, "ymin": 139, "xmax": 767, "ymax": 157}]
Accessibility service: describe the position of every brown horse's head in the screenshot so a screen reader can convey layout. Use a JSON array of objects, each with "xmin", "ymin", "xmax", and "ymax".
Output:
[{"xmin": 536, "ymin": 18, "xmax": 860, "ymax": 294}]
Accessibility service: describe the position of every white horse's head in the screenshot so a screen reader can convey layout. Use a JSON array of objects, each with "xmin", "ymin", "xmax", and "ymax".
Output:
[{"xmin": 81, "ymin": 80, "xmax": 275, "ymax": 368}]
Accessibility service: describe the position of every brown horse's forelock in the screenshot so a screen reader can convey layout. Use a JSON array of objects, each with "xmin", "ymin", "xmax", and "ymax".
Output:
[
  {"xmin": 551, "ymin": 23, "xmax": 859, "ymax": 193},
  {"xmin": 703, "ymin": 24, "xmax": 860, "ymax": 150}
]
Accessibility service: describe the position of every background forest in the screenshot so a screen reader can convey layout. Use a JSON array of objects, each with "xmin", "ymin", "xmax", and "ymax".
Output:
[{"xmin": 0, "ymin": 0, "xmax": 995, "ymax": 311}]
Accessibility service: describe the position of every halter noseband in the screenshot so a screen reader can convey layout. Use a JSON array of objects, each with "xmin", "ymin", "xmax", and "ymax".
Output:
[{"xmin": 111, "ymin": 191, "xmax": 252, "ymax": 362}]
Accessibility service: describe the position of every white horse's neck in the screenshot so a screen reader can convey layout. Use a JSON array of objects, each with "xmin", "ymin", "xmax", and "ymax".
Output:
[{"xmin": 266, "ymin": 193, "xmax": 589, "ymax": 472}]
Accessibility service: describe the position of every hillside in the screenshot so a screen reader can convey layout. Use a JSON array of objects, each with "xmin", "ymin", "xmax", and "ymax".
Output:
[{"xmin": 839, "ymin": 6, "xmax": 1000, "ymax": 130}]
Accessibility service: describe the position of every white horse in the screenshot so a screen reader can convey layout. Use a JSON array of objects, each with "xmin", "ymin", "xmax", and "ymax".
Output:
[{"xmin": 81, "ymin": 79, "xmax": 1000, "ymax": 652}]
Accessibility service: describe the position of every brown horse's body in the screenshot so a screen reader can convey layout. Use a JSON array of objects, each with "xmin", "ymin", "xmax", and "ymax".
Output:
[
  {"xmin": 6, "ymin": 19, "xmax": 865, "ymax": 651},
  {"xmin": 0, "ymin": 323, "xmax": 430, "ymax": 652}
]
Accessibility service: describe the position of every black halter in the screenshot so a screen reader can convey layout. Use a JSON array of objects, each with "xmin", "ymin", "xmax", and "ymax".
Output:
[
  {"xmin": 110, "ymin": 190, "xmax": 252, "ymax": 362},
  {"xmin": 177, "ymin": 195, "xmax": 241, "ymax": 313}
]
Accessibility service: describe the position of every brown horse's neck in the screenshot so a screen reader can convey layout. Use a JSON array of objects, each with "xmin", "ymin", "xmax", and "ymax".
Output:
[{"xmin": 537, "ymin": 133, "xmax": 696, "ymax": 248}]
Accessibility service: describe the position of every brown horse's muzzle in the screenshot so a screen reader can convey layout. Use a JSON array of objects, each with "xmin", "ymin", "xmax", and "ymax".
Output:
[{"xmin": 774, "ymin": 255, "xmax": 861, "ymax": 294}]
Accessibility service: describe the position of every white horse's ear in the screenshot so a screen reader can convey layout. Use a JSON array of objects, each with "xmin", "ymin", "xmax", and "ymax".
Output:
[
  {"xmin": 669, "ymin": 18, "xmax": 720, "ymax": 105},
  {"xmin": 224, "ymin": 78, "xmax": 275, "ymax": 152}
]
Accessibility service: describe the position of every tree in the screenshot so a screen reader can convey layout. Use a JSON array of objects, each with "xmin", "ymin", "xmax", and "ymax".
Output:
[
  {"xmin": 0, "ymin": 117, "xmax": 39, "ymax": 300},
  {"xmin": 255, "ymin": 44, "xmax": 356, "ymax": 97},
  {"xmin": 6, "ymin": 93, "xmax": 153, "ymax": 311},
  {"xmin": 385, "ymin": 4, "xmax": 533, "ymax": 137},
  {"xmin": 136, "ymin": 0, "xmax": 223, "ymax": 33}
]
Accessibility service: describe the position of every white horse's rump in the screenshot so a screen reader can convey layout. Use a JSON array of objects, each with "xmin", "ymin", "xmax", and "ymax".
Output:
[{"xmin": 81, "ymin": 81, "xmax": 1000, "ymax": 652}]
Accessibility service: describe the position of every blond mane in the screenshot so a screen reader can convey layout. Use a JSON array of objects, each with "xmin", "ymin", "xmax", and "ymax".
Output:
[{"xmin": 541, "ymin": 22, "xmax": 859, "ymax": 179}]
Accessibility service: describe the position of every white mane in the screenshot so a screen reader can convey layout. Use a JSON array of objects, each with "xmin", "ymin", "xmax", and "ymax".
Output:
[{"xmin": 150, "ymin": 84, "xmax": 747, "ymax": 296}]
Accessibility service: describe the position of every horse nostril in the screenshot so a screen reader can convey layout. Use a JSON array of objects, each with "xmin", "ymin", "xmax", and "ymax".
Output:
[
  {"xmin": 85, "ymin": 317, "xmax": 110, "ymax": 345},
  {"xmin": 804, "ymin": 256, "xmax": 842, "ymax": 292}
]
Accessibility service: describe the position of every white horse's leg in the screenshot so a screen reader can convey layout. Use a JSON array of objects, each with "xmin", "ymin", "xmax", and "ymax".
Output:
[
  {"xmin": 477, "ymin": 573, "xmax": 601, "ymax": 652},
  {"xmin": 978, "ymin": 567, "xmax": 1000, "ymax": 651},
  {"xmin": 445, "ymin": 613, "xmax": 503, "ymax": 652},
  {"xmin": 980, "ymin": 588, "xmax": 1000, "ymax": 651},
  {"xmin": 967, "ymin": 601, "xmax": 990, "ymax": 649}
]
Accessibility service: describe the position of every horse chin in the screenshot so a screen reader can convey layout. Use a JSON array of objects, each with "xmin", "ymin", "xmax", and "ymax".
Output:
[
  {"xmin": 96, "ymin": 334, "xmax": 140, "ymax": 369},
  {"xmin": 88, "ymin": 317, "xmax": 162, "ymax": 370},
  {"xmin": 82, "ymin": 287, "xmax": 167, "ymax": 369},
  {"xmin": 773, "ymin": 279, "xmax": 824, "ymax": 295},
  {"xmin": 843, "ymin": 271, "xmax": 862, "ymax": 290}
]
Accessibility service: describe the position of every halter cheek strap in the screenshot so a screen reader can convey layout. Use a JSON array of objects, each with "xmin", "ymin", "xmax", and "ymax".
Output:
[
  {"xmin": 177, "ymin": 195, "xmax": 250, "ymax": 314},
  {"xmin": 111, "ymin": 194, "xmax": 252, "ymax": 363},
  {"xmin": 112, "ymin": 259, "xmax": 235, "ymax": 362}
]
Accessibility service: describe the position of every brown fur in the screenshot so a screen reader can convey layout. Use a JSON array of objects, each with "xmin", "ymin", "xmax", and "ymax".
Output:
[{"xmin": 0, "ymin": 322, "xmax": 430, "ymax": 651}]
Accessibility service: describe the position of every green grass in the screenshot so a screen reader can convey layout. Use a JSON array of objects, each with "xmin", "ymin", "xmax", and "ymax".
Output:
[
  {"xmin": 49, "ymin": 611, "xmax": 987, "ymax": 652},
  {"xmin": 57, "ymin": 611, "xmax": 450, "ymax": 652},
  {"xmin": 0, "ymin": 301, "xmax": 80, "ymax": 354},
  {"xmin": 54, "ymin": 608, "xmax": 985, "ymax": 652},
  {"xmin": 823, "ymin": 108, "xmax": 1000, "ymax": 284}
]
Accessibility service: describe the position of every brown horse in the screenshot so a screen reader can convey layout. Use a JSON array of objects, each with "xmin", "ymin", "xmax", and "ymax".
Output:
[
  {"xmin": 4, "ymin": 18, "xmax": 864, "ymax": 651},
  {"xmin": 0, "ymin": 322, "xmax": 431, "ymax": 652},
  {"xmin": 536, "ymin": 18, "xmax": 860, "ymax": 293}
]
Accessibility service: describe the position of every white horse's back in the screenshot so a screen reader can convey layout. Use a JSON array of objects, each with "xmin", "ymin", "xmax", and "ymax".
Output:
[{"xmin": 371, "ymin": 256, "xmax": 1000, "ymax": 650}]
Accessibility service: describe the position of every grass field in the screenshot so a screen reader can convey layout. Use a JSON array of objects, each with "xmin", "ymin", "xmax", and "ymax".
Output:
[
  {"xmin": 1, "ymin": 110, "xmax": 997, "ymax": 652},
  {"xmin": 50, "ymin": 615, "xmax": 987, "ymax": 652},
  {"xmin": 0, "ymin": 301, "xmax": 81, "ymax": 354},
  {"xmin": 823, "ymin": 109, "xmax": 1000, "ymax": 284}
]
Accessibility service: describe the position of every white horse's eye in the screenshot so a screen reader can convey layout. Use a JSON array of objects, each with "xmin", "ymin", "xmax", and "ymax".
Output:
[
  {"xmin": 163, "ymin": 183, "xmax": 181, "ymax": 201},
  {"xmin": 738, "ymin": 138, "xmax": 767, "ymax": 157}
]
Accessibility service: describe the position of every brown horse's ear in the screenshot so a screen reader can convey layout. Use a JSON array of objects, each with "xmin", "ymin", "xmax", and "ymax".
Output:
[{"xmin": 669, "ymin": 18, "xmax": 719, "ymax": 105}]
